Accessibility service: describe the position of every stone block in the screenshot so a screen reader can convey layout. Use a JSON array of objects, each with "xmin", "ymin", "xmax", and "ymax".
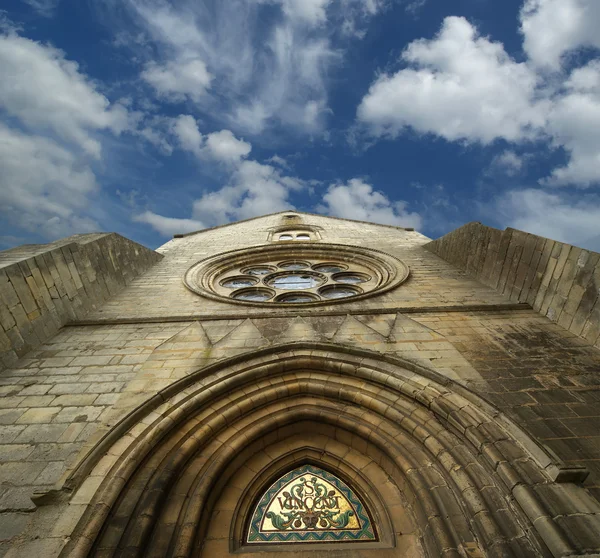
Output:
[
  {"xmin": 16, "ymin": 407, "xmax": 61, "ymax": 424},
  {"xmin": 0, "ymin": 512, "xmax": 31, "ymax": 542}
]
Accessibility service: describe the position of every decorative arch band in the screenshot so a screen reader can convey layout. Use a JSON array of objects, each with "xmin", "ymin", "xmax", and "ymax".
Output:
[{"xmin": 56, "ymin": 343, "xmax": 581, "ymax": 558}]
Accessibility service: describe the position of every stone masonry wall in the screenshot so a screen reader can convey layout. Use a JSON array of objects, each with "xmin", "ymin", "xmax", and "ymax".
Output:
[
  {"xmin": 81, "ymin": 213, "xmax": 512, "ymax": 322},
  {"xmin": 424, "ymin": 222, "xmax": 600, "ymax": 349},
  {"xmin": 1, "ymin": 214, "xmax": 600, "ymax": 556},
  {"xmin": 2, "ymin": 310, "xmax": 600, "ymax": 555},
  {"xmin": 0, "ymin": 234, "xmax": 163, "ymax": 370}
]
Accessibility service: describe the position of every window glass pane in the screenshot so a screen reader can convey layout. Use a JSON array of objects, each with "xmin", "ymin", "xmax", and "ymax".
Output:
[
  {"xmin": 232, "ymin": 289, "xmax": 274, "ymax": 301},
  {"xmin": 278, "ymin": 262, "xmax": 309, "ymax": 270},
  {"xmin": 221, "ymin": 277, "xmax": 258, "ymax": 288},
  {"xmin": 313, "ymin": 263, "xmax": 346, "ymax": 273},
  {"xmin": 245, "ymin": 266, "xmax": 276, "ymax": 276},
  {"xmin": 268, "ymin": 273, "xmax": 323, "ymax": 290},
  {"xmin": 319, "ymin": 286, "xmax": 358, "ymax": 299},
  {"xmin": 333, "ymin": 273, "xmax": 370, "ymax": 284},
  {"xmin": 279, "ymin": 234, "xmax": 293, "ymax": 240}
]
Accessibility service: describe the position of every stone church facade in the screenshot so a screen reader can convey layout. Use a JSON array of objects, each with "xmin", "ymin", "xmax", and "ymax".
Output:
[{"xmin": 0, "ymin": 212, "xmax": 599, "ymax": 557}]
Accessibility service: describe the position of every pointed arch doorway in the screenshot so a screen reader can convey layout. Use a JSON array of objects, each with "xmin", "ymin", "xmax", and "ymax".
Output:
[{"xmin": 60, "ymin": 344, "xmax": 570, "ymax": 558}]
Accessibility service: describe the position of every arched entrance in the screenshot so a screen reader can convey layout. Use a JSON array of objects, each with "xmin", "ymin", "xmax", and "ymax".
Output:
[{"xmin": 59, "ymin": 344, "xmax": 577, "ymax": 557}]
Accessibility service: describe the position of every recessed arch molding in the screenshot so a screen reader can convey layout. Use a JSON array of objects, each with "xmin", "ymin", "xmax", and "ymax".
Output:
[{"xmin": 56, "ymin": 344, "xmax": 595, "ymax": 558}]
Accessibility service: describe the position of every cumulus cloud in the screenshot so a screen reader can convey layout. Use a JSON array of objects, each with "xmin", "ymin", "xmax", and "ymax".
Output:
[
  {"xmin": 0, "ymin": 123, "xmax": 100, "ymax": 238},
  {"xmin": 171, "ymin": 114, "xmax": 204, "ymax": 157},
  {"xmin": 192, "ymin": 160, "xmax": 303, "ymax": 226},
  {"xmin": 493, "ymin": 188, "xmax": 600, "ymax": 251},
  {"xmin": 521, "ymin": 0, "xmax": 600, "ymax": 69},
  {"xmin": 134, "ymin": 120, "xmax": 301, "ymax": 236},
  {"xmin": 318, "ymin": 178, "xmax": 423, "ymax": 228},
  {"xmin": 357, "ymin": 12, "xmax": 600, "ymax": 187},
  {"xmin": 170, "ymin": 115, "xmax": 252, "ymax": 163},
  {"xmin": 544, "ymin": 60, "xmax": 600, "ymax": 186},
  {"xmin": 141, "ymin": 58, "xmax": 212, "ymax": 102},
  {"xmin": 0, "ymin": 28, "xmax": 135, "ymax": 239},
  {"xmin": 357, "ymin": 17, "xmax": 547, "ymax": 144},
  {"xmin": 205, "ymin": 129, "xmax": 252, "ymax": 162},
  {"xmin": 0, "ymin": 31, "xmax": 129, "ymax": 158},
  {"xmin": 133, "ymin": 211, "xmax": 205, "ymax": 236}
]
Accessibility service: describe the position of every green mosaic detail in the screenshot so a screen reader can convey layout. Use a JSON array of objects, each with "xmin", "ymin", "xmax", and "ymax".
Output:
[{"xmin": 247, "ymin": 464, "xmax": 377, "ymax": 544}]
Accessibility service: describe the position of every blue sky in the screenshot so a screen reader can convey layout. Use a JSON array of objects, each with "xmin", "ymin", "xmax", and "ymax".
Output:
[{"xmin": 1, "ymin": 0, "xmax": 600, "ymax": 251}]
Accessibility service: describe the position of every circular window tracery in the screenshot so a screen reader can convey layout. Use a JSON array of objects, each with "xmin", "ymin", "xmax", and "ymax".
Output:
[
  {"xmin": 266, "ymin": 271, "xmax": 325, "ymax": 290},
  {"xmin": 184, "ymin": 244, "xmax": 409, "ymax": 307},
  {"xmin": 232, "ymin": 288, "xmax": 274, "ymax": 302},
  {"xmin": 243, "ymin": 266, "xmax": 276, "ymax": 276}
]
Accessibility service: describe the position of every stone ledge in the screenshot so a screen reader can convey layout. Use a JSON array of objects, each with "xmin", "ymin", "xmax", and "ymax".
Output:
[
  {"xmin": 0, "ymin": 234, "xmax": 163, "ymax": 370},
  {"xmin": 425, "ymin": 223, "xmax": 600, "ymax": 350},
  {"xmin": 65, "ymin": 302, "xmax": 531, "ymax": 326}
]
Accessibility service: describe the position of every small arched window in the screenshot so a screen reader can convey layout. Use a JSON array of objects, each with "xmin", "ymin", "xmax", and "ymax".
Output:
[{"xmin": 276, "ymin": 231, "xmax": 312, "ymax": 241}]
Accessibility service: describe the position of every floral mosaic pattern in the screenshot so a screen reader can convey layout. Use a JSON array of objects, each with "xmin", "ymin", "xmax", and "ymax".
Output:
[{"xmin": 246, "ymin": 464, "xmax": 377, "ymax": 544}]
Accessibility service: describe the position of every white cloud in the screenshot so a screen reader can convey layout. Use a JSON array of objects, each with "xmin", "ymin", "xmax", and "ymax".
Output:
[
  {"xmin": 357, "ymin": 14, "xmax": 600, "ymax": 187},
  {"xmin": 318, "ymin": 178, "xmax": 423, "ymax": 228},
  {"xmin": 107, "ymin": 0, "xmax": 384, "ymax": 134},
  {"xmin": 490, "ymin": 150, "xmax": 525, "ymax": 176},
  {"xmin": 0, "ymin": 29, "xmax": 138, "ymax": 240},
  {"xmin": 357, "ymin": 16, "xmax": 547, "ymax": 144},
  {"xmin": 21, "ymin": 0, "xmax": 60, "ymax": 17},
  {"xmin": 257, "ymin": 0, "xmax": 384, "ymax": 27},
  {"xmin": 493, "ymin": 188, "xmax": 600, "ymax": 251},
  {"xmin": 544, "ymin": 60, "xmax": 600, "ymax": 186},
  {"xmin": 133, "ymin": 211, "xmax": 205, "ymax": 236},
  {"xmin": 0, "ymin": 31, "xmax": 129, "ymax": 157},
  {"xmin": 520, "ymin": 0, "xmax": 600, "ymax": 69},
  {"xmin": 0, "ymin": 123, "xmax": 100, "ymax": 238},
  {"xmin": 170, "ymin": 115, "xmax": 251, "ymax": 163},
  {"xmin": 205, "ymin": 129, "xmax": 251, "ymax": 162},
  {"xmin": 192, "ymin": 160, "xmax": 303, "ymax": 226},
  {"xmin": 265, "ymin": 154, "xmax": 290, "ymax": 169},
  {"xmin": 278, "ymin": 0, "xmax": 331, "ymax": 25},
  {"xmin": 171, "ymin": 114, "xmax": 204, "ymax": 157},
  {"xmin": 141, "ymin": 58, "xmax": 212, "ymax": 102}
]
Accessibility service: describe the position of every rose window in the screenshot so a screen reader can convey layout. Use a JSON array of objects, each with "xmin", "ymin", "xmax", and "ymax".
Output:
[{"xmin": 184, "ymin": 243, "xmax": 409, "ymax": 306}]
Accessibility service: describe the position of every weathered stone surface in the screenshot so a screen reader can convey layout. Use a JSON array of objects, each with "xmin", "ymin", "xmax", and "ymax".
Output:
[
  {"xmin": 0, "ymin": 234, "xmax": 163, "ymax": 369},
  {"xmin": 0, "ymin": 212, "xmax": 599, "ymax": 557},
  {"xmin": 425, "ymin": 222, "xmax": 600, "ymax": 350}
]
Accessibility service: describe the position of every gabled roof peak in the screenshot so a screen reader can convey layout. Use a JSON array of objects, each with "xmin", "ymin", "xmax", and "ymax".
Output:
[{"xmin": 171, "ymin": 210, "xmax": 418, "ymax": 239}]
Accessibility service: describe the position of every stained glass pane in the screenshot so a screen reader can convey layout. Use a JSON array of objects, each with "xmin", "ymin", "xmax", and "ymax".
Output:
[{"xmin": 247, "ymin": 464, "xmax": 376, "ymax": 544}]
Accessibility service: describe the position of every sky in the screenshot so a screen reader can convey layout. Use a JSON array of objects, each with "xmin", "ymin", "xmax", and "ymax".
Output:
[{"xmin": 1, "ymin": 0, "xmax": 600, "ymax": 251}]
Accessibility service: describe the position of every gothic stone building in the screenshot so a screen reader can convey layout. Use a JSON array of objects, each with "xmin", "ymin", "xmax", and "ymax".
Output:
[{"xmin": 1, "ymin": 212, "xmax": 600, "ymax": 558}]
